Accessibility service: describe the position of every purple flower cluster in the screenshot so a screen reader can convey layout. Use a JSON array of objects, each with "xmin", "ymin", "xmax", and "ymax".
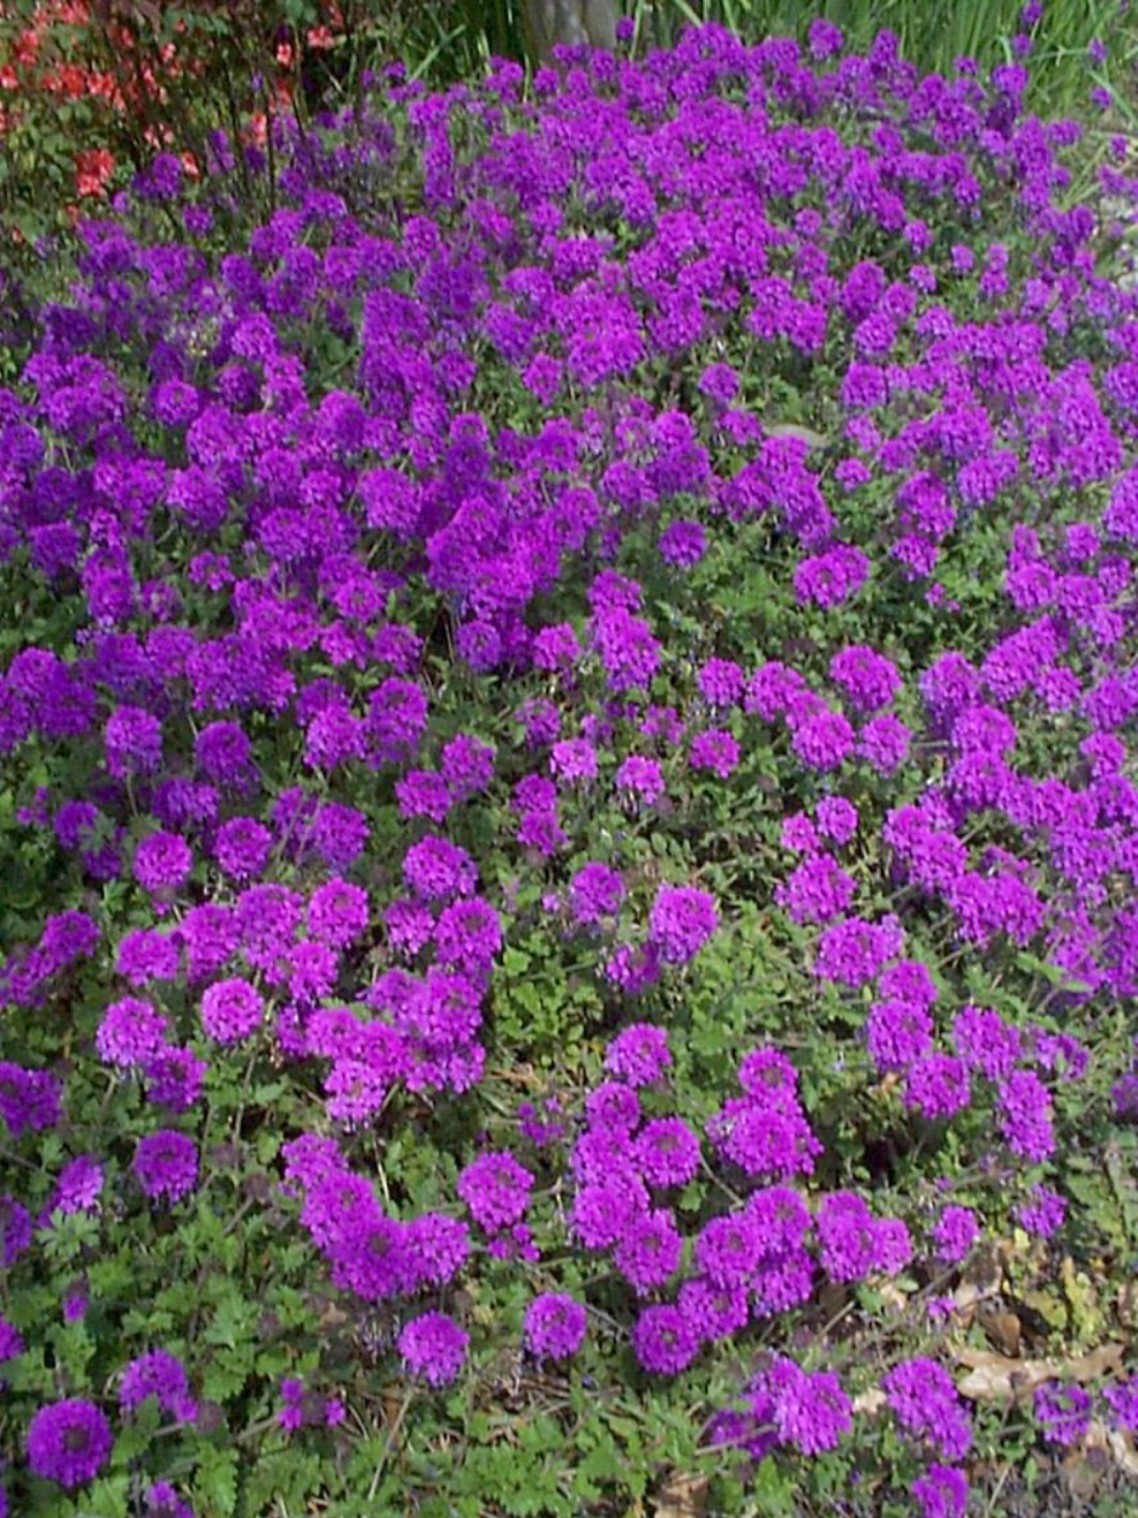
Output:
[
  {"xmin": 26, "ymin": 1398, "xmax": 113, "ymax": 1490},
  {"xmin": 883, "ymin": 1358, "xmax": 973, "ymax": 1461},
  {"xmin": 707, "ymin": 1048, "xmax": 822, "ymax": 1180},
  {"xmin": 3, "ymin": 14, "xmax": 1137, "ymax": 1502}
]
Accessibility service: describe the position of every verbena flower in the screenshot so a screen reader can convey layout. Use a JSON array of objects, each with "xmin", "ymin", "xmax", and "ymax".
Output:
[
  {"xmin": 26, "ymin": 1398, "xmax": 113, "ymax": 1489},
  {"xmin": 456, "ymin": 1151, "xmax": 534, "ymax": 1232},
  {"xmin": 631, "ymin": 1303, "xmax": 699, "ymax": 1375},
  {"xmin": 605, "ymin": 1024, "xmax": 672, "ymax": 1087},
  {"xmin": 647, "ymin": 886, "xmax": 718, "ymax": 966},
  {"xmin": 883, "ymin": 1357, "xmax": 972, "ymax": 1461},
  {"xmin": 1033, "ymin": 1381, "xmax": 1092, "ymax": 1446},
  {"xmin": 133, "ymin": 1130, "xmax": 198, "ymax": 1204},
  {"xmin": 911, "ymin": 1466, "xmax": 969, "ymax": 1518},
  {"xmin": 523, "ymin": 1293, "xmax": 587, "ymax": 1360},
  {"xmin": 119, "ymin": 1349, "xmax": 197, "ymax": 1423},
  {"xmin": 397, "ymin": 1311, "xmax": 469, "ymax": 1388},
  {"xmin": 200, "ymin": 977, "xmax": 264, "ymax": 1044}
]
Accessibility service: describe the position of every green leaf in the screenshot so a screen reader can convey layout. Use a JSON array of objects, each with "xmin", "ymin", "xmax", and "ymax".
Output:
[{"xmin": 194, "ymin": 1445, "xmax": 240, "ymax": 1518}]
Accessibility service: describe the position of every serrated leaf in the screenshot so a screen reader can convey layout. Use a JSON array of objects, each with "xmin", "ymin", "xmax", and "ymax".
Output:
[{"xmin": 194, "ymin": 1445, "xmax": 239, "ymax": 1517}]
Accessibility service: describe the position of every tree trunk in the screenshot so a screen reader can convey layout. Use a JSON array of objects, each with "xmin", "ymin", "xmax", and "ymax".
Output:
[{"xmin": 520, "ymin": 0, "xmax": 619, "ymax": 67}]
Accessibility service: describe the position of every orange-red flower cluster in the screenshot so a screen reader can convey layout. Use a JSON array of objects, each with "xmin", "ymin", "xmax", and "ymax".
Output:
[{"xmin": 1, "ymin": 0, "xmax": 346, "ymax": 205}]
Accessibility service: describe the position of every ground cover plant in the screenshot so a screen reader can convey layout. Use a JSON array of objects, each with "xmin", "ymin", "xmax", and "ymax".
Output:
[{"xmin": 3, "ymin": 9, "xmax": 1138, "ymax": 1516}]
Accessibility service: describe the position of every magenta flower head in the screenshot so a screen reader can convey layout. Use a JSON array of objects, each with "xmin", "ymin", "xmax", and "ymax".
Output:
[
  {"xmin": 911, "ymin": 1465, "xmax": 968, "ymax": 1518},
  {"xmin": 397, "ymin": 1311, "xmax": 469, "ymax": 1388},
  {"xmin": 456, "ymin": 1151, "xmax": 534, "ymax": 1233},
  {"xmin": 647, "ymin": 885, "xmax": 718, "ymax": 965},
  {"xmin": 26, "ymin": 1397, "xmax": 113, "ymax": 1489},
  {"xmin": 200, "ymin": 977, "xmax": 264, "ymax": 1044},
  {"xmin": 1033, "ymin": 1381, "xmax": 1092, "ymax": 1447},
  {"xmin": 523, "ymin": 1293, "xmax": 587, "ymax": 1360},
  {"xmin": 119, "ymin": 1349, "xmax": 197, "ymax": 1423},
  {"xmin": 133, "ymin": 832, "xmax": 194, "ymax": 895},
  {"xmin": 604, "ymin": 1023, "xmax": 672, "ymax": 1088},
  {"xmin": 631, "ymin": 1303, "xmax": 699, "ymax": 1375},
  {"xmin": 133, "ymin": 1130, "xmax": 198, "ymax": 1203}
]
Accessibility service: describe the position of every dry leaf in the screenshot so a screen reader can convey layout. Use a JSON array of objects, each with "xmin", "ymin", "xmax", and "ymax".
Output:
[
  {"xmin": 1118, "ymin": 1279, "xmax": 1138, "ymax": 1329},
  {"xmin": 852, "ymin": 1388, "xmax": 888, "ymax": 1417},
  {"xmin": 955, "ymin": 1342, "xmax": 1125, "ymax": 1402},
  {"xmin": 1106, "ymin": 1424, "xmax": 1138, "ymax": 1478},
  {"xmin": 953, "ymin": 1239, "xmax": 1008, "ymax": 1318},
  {"xmin": 977, "ymin": 1305, "xmax": 1022, "ymax": 1358},
  {"xmin": 653, "ymin": 1470, "xmax": 709, "ymax": 1518}
]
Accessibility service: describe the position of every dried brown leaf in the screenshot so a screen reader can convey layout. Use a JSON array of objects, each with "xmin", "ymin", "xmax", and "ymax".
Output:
[
  {"xmin": 653, "ymin": 1471, "xmax": 709, "ymax": 1518},
  {"xmin": 955, "ymin": 1342, "xmax": 1125, "ymax": 1402}
]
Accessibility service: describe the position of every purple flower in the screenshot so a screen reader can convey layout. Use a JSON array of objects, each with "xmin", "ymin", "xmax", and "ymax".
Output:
[
  {"xmin": 0, "ymin": 1318, "xmax": 25, "ymax": 1362},
  {"xmin": 143, "ymin": 1046, "xmax": 207, "ymax": 1113},
  {"xmin": 278, "ymin": 1377, "xmax": 306, "ymax": 1432},
  {"xmin": 676, "ymin": 1276, "xmax": 749, "ymax": 1343},
  {"xmin": 792, "ymin": 709, "xmax": 855, "ymax": 772},
  {"xmin": 97, "ymin": 998, "xmax": 171, "ymax": 1067},
  {"xmin": 397, "ymin": 1311, "xmax": 469, "ymax": 1388},
  {"xmin": 584, "ymin": 1080, "xmax": 641, "ymax": 1135},
  {"xmin": 688, "ymin": 727, "xmax": 741, "ymax": 780},
  {"xmin": 434, "ymin": 897, "xmax": 502, "ymax": 974},
  {"xmin": 604, "ymin": 1023, "xmax": 672, "ymax": 1087},
  {"xmin": 631, "ymin": 1303, "xmax": 699, "ymax": 1374},
  {"xmin": 817, "ymin": 1192, "xmax": 880, "ymax": 1283},
  {"xmin": 0, "ymin": 1062, "xmax": 61, "ymax": 1136},
  {"xmin": 1033, "ymin": 1381, "xmax": 1092, "ymax": 1446},
  {"xmin": 105, "ymin": 705, "xmax": 163, "ymax": 780},
  {"xmin": 951, "ymin": 1005, "xmax": 1022, "ymax": 1079},
  {"xmin": 1014, "ymin": 1184, "xmax": 1066, "ymax": 1239},
  {"xmin": 614, "ymin": 1206, "xmax": 684, "ymax": 1293},
  {"xmin": 883, "ymin": 1358, "xmax": 972, "ymax": 1461},
  {"xmin": 200, "ymin": 977, "xmax": 264, "ymax": 1044},
  {"xmin": 403, "ymin": 836, "xmax": 478, "ymax": 902},
  {"xmin": 648, "ymin": 886, "xmax": 718, "ymax": 966},
  {"xmin": 194, "ymin": 720, "xmax": 256, "ymax": 789},
  {"xmin": 709, "ymin": 1097, "xmax": 822, "ymax": 1179},
  {"xmin": 776, "ymin": 853, "xmax": 856, "ymax": 924},
  {"xmin": 43, "ymin": 1155, "xmax": 104, "ymax": 1221},
  {"xmin": 830, "ymin": 645, "xmax": 902, "ymax": 712},
  {"xmin": 904, "ymin": 1054, "xmax": 971, "ymax": 1120},
  {"xmin": 26, "ymin": 1398, "xmax": 113, "ymax": 1489},
  {"xmin": 550, "ymin": 738, "xmax": 598, "ymax": 785},
  {"xmin": 932, "ymin": 1205, "xmax": 979, "ymax": 1264},
  {"xmin": 764, "ymin": 1357, "xmax": 852, "ymax": 1455},
  {"xmin": 658, "ymin": 520, "xmax": 706, "ymax": 568},
  {"xmin": 815, "ymin": 796, "xmax": 859, "ymax": 845},
  {"xmin": 614, "ymin": 755, "xmax": 665, "ymax": 805},
  {"xmin": 569, "ymin": 863, "xmax": 625, "ymax": 927},
  {"xmin": 523, "ymin": 1293, "xmax": 587, "ymax": 1360},
  {"xmin": 866, "ymin": 1000, "xmax": 933, "ymax": 1072},
  {"xmin": 695, "ymin": 1211, "xmax": 762, "ymax": 1290},
  {"xmin": 1104, "ymin": 1376, "xmax": 1138, "ymax": 1433},
  {"xmin": 632, "ymin": 1117, "xmax": 701, "ymax": 1187},
  {"xmin": 134, "ymin": 832, "xmax": 194, "ymax": 894},
  {"xmin": 457, "ymin": 1151, "xmax": 534, "ymax": 1232},
  {"xmin": 115, "ymin": 929, "xmax": 180, "ymax": 988},
  {"xmin": 307, "ymin": 878, "xmax": 369, "ymax": 949},
  {"xmin": 395, "ymin": 771, "xmax": 453, "ymax": 823},
  {"xmin": 998, "ymin": 1070, "xmax": 1054, "ymax": 1161},
  {"xmin": 119, "ymin": 1349, "xmax": 196, "ymax": 1423},
  {"xmin": 911, "ymin": 1466, "xmax": 969, "ymax": 1518},
  {"xmin": 133, "ymin": 1130, "xmax": 198, "ymax": 1203},
  {"xmin": 570, "ymin": 1171, "xmax": 650, "ymax": 1249},
  {"xmin": 697, "ymin": 658, "xmax": 745, "ymax": 708},
  {"xmin": 213, "ymin": 817, "xmax": 272, "ymax": 882},
  {"xmin": 404, "ymin": 1213, "xmax": 471, "ymax": 1287}
]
